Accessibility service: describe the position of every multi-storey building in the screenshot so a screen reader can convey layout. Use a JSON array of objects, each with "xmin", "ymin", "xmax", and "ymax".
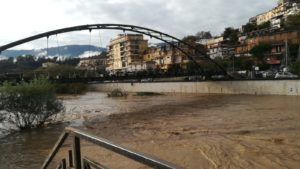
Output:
[
  {"xmin": 143, "ymin": 44, "xmax": 189, "ymax": 71},
  {"xmin": 236, "ymin": 31, "xmax": 300, "ymax": 56},
  {"xmin": 106, "ymin": 34, "xmax": 148, "ymax": 74},
  {"xmin": 252, "ymin": 0, "xmax": 299, "ymax": 28},
  {"xmin": 256, "ymin": 2, "xmax": 286, "ymax": 25},
  {"xmin": 235, "ymin": 30, "xmax": 300, "ymax": 67},
  {"xmin": 208, "ymin": 43, "xmax": 235, "ymax": 59},
  {"xmin": 77, "ymin": 55, "xmax": 106, "ymax": 71},
  {"xmin": 199, "ymin": 36, "xmax": 235, "ymax": 59}
]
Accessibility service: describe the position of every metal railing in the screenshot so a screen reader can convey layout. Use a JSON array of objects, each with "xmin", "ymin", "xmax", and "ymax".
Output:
[{"xmin": 41, "ymin": 127, "xmax": 183, "ymax": 169}]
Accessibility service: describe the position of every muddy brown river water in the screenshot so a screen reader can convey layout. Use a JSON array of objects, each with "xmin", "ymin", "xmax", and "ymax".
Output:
[{"xmin": 0, "ymin": 92, "xmax": 300, "ymax": 169}]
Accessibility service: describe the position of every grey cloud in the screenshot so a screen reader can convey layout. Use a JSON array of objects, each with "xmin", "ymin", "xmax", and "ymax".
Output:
[
  {"xmin": 0, "ymin": 0, "xmax": 277, "ymax": 50},
  {"xmin": 68, "ymin": 0, "xmax": 276, "ymax": 37}
]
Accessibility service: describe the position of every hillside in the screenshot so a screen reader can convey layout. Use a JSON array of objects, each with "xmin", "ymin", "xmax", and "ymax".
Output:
[{"xmin": 0, "ymin": 45, "xmax": 106, "ymax": 58}]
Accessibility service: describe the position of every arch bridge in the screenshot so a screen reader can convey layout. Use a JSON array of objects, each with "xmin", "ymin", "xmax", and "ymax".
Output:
[{"xmin": 0, "ymin": 24, "xmax": 227, "ymax": 75}]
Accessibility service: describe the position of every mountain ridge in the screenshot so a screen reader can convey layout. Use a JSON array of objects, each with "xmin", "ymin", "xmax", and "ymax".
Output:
[{"xmin": 0, "ymin": 45, "xmax": 106, "ymax": 58}]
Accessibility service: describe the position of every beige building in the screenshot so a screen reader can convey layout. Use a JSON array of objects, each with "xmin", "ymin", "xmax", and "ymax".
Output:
[
  {"xmin": 200, "ymin": 36, "xmax": 233, "ymax": 59},
  {"xmin": 106, "ymin": 34, "xmax": 148, "ymax": 74},
  {"xmin": 255, "ymin": 0, "xmax": 299, "ymax": 26},
  {"xmin": 143, "ymin": 45, "xmax": 189, "ymax": 71},
  {"xmin": 256, "ymin": 3, "xmax": 285, "ymax": 25},
  {"xmin": 77, "ymin": 56, "xmax": 106, "ymax": 71}
]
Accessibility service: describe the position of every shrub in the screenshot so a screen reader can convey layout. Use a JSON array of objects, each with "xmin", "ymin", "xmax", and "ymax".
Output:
[
  {"xmin": 290, "ymin": 61, "xmax": 300, "ymax": 76},
  {"xmin": 107, "ymin": 89, "xmax": 128, "ymax": 97},
  {"xmin": 0, "ymin": 78, "xmax": 64, "ymax": 129}
]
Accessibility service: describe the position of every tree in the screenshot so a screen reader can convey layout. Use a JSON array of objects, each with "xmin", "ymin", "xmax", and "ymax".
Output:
[
  {"xmin": 16, "ymin": 55, "xmax": 41, "ymax": 72},
  {"xmin": 223, "ymin": 27, "xmax": 239, "ymax": 44},
  {"xmin": 182, "ymin": 35, "xmax": 198, "ymax": 46},
  {"xmin": 182, "ymin": 35, "xmax": 208, "ymax": 55},
  {"xmin": 249, "ymin": 43, "xmax": 272, "ymax": 70},
  {"xmin": 285, "ymin": 13, "xmax": 300, "ymax": 30},
  {"xmin": 249, "ymin": 43, "xmax": 272, "ymax": 60},
  {"xmin": 290, "ymin": 61, "xmax": 300, "ymax": 75},
  {"xmin": 240, "ymin": 58, "xmax": 255, "ymax": 70},
  {"xmin": 186, "ymin": 61, "xmax": 200, "ymax": 75},
  {"xmin": 257, "ymin": 21, "xmax": 271, "ymax": 30},
  {"xmin": 242, "ymin": 23, "xmax": 257, "ymax": 34},
  {"xmin": 0, "ymin": 78, "xmax": 64, "ymax": 129},
  {"xmin": 0, "ymin": 57, "xmax": 15, "ymax": 74},
  {"xmin": 57, "ymin": 58, "xmax": 80, "ymax": 66},
  {"xmin": 35, "ymin": 65, "xmax": 80, "ymax": 79},
  {"xmin": 195, "ymin": 31, "xmax": 212, "ymax": 39},
  {"xmin": 167, "ymin": 64, "xmax": 182, "ymax": 76},
  {"xmin": 289, "ymin": 43, "xmax": 300, "ymax": 61}
]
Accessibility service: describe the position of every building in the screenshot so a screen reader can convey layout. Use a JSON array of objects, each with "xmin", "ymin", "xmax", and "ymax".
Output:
[
  {"xmin": 236, "ymin": 31, "xmax": 300, "ymax": 56},
  {"xmin": 253, "ymin": 0, "xmax": 299, "ymax": 27},
  {"xmin": 143, "ymin": 44, "xmax": 189, "ymax": 71},
  {"xmin": 77, "ymin": 55, "xmax": 106, "ymax": 71},
  {"xmin": 208, "ymin": 43, "xmax": 235, "ymax": 59},
  {"xmin": 206, "ymin": 36, "xmax": 224, "ymax": 48},
  {"xmin": 199, "ymin": 36, "xmax": 235, "ymax": 59},
  {"xmin": 106, "ymin": 34, "xmax": 148, "ymax": 74},
  {"xmin": 255, "ymin": 2, "xmax": 286, "ymax": 25},
  {"xmin": 235, "ymin": 30, "xmax": 300, "ymax": 67}
]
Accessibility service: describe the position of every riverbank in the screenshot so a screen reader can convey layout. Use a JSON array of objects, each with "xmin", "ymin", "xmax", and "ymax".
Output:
[{"xmin": 89, "ymin": 80, "xmax": 300, "ymax": 96}]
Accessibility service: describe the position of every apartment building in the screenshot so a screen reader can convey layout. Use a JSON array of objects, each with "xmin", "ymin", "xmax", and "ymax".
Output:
[
  {"xmin": 199, "ymin": 36, "xmax": 234, "ymax": 59},
  {"xmin": 77, "ymin": 56, "xmax": 106, "ymax": 71},
  {"xmin": 236, "ymin": 31, "xmax": 300, "ymax": 58},
  {"xmin": 143, "ymin": 44, "xmax": 188, "ymax": 71},
  {"xmin": 252, "ymin": 0, "xmax": 299, "ymax": 28},
  {"xmin": 106, "ymin": 34, "xmax": 148, "ymax": 74}
]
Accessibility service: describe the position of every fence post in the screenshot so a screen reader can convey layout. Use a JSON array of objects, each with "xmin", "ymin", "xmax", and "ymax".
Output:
[
  {"xmin": 73, "ymin": 136, "xmax": 82, "ymax": 169},
  {"xmin": 69, "ymin": 150, "xmax": 74, "ymax": 167},
  {"xmin": 62, "ymin": 159, "xmax": 66, "ymax": 169}
]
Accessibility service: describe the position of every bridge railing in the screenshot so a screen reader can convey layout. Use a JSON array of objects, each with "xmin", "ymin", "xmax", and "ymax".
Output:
[{"xmin": 41, "ymin": 127, "xmax": 183, "ymax": 169}]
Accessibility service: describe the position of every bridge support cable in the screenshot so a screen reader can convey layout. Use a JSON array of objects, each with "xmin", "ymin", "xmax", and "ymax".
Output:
[
  {"xmin": 0, "ymin": 24, "xmax": 228, "ymax": 75},
  {"xmin": 56, "ymin": 34, "xmax": 61, "ymax": 58},
  {"xmin": 89, "ymin": 29, "xmax": 92, "ymax": 58},
  {"xmin": 46, "ymin": 36, "xmax": 49, "ymax": 58},
  {"xmin": 99, "ymin": 30, "xmax": 103, "ymax": 51}
]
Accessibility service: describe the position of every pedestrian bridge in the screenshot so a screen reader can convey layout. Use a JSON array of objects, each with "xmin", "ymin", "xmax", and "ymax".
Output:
[{"xmin": 0, "ymin": 24, "xmax": 227, "ymax": 76}]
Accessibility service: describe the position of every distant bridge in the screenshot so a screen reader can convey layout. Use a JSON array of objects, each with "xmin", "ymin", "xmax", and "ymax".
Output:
[{"xmin": 0, "ymin": 24, "xmax": 227, "ymax": 75}]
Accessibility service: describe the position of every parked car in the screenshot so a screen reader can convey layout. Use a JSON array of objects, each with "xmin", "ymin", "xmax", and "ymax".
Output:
[
  {"xmin": 211, "ymin": 75, "xmax": 225, "ymax": 80},
  {"xmin": 185, "ymin": 76, "xmax": 205, "ymax": 81},
  {"xmin": 141, "ymin": 78, "xmax": 153, "ymax": 82},
  {"xmin": 262, "ymin": 70, "xmax": 277, "ymax": 78},
  {"xmin": 275, "ymin": 72, "xmax": 298, "ymax": 79}
]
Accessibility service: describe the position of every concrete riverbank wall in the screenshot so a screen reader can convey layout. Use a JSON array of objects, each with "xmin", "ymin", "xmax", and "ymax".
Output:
[{"xmin": 89, "ymin": 80, "xmax": 300, "ymax": 96}]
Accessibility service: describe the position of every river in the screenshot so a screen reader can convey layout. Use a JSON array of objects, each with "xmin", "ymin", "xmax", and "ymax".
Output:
[{"xmin": 0, "ymin": 92, "xmax": 300, "ymax": 169}]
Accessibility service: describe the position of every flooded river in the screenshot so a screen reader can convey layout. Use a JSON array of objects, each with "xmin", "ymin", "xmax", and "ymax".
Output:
[{"xmin": 0, "ymin": 92, "xmax": 300, "ymax": 169}]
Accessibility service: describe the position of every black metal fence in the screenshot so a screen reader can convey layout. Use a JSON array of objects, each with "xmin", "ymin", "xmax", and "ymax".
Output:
[{"xmin": 41, "ymin": 127, "xmax": 183, "ymax": 169}]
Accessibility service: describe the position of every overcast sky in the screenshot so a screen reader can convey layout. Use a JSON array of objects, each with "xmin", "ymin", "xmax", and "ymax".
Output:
[{"xmin": 0, "ymin": 0, "xmax": 277, "ymax": 50}]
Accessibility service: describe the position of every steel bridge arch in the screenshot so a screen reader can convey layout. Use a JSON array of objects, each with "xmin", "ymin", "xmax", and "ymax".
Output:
[{"xmin": 0, "ymin": 24, "xmax": 227, "ymax": 75}]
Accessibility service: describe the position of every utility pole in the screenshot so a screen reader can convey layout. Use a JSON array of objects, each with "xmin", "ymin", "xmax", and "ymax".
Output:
[
  {"xmin": 298, "ymin": 44, "xmax": 300, "ymax": 61},
  {"xmin": 285, "ymin": 40, "xmax": 288, "ymax": 68},
  {"xmin": 232, "ymin": 54, "xmax": 235, "ymax": 72}
]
